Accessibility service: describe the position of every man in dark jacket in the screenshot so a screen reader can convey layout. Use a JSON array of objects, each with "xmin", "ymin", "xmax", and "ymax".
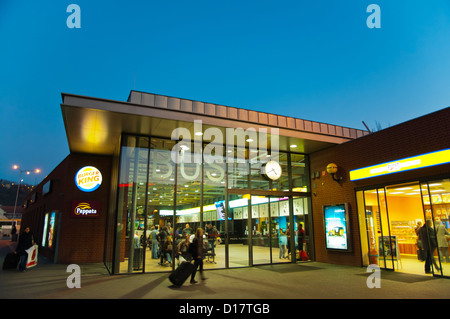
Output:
[
  {"xmin": 418, "ymin": 220, "xmax": 440, "ymax": 274},
  {"xmin": 15, "ymin": 227, "xmax": 34, "ymax": 272}
]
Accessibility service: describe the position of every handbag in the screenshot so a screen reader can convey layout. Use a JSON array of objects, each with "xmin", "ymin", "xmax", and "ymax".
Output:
[{"xmin": 417, "ymin": 249, "xmax": 426, "ymax": 262}]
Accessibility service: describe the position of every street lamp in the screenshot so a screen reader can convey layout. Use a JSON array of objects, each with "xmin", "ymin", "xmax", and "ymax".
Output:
[{"xmin": 11, "ymin": 165, "xmax": 41, "ymax": 240}]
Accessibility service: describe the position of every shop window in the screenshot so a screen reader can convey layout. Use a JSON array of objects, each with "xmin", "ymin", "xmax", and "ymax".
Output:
[{"xmin": 357, "ymin": 179, "xmax": 450, "ymax": 278}]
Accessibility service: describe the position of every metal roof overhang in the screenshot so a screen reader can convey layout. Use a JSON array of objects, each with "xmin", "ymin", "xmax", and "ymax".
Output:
[{"xmin": 60, "ymin": 92, "xmax": 360, "ymax": 156}]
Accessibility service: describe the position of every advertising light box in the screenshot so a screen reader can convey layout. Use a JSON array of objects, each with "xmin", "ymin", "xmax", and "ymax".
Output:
[{"xmin": 323, "ymin": 203, "xmax": 351, "ymax": 251}]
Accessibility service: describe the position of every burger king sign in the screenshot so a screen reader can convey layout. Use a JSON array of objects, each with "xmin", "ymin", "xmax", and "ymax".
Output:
[{"xmin": 75, "ymin": 166, "xmax": 102, "ymax": 192}]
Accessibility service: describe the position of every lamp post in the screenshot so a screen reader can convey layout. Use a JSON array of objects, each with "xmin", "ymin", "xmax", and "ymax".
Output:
[{"xmin": 11, "ymin": 165, "xmax": 41, "ymax": 240}]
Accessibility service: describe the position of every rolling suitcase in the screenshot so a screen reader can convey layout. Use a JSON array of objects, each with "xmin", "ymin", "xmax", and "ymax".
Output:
[
  {"xmin": 169, "ymin": 261, "xmax": 195, "ymax": 287},
  {"xmin": 3, "ymin": 252, "xmax": 20, "ymax": 270}
]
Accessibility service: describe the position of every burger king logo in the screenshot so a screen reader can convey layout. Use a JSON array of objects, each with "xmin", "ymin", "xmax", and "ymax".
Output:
[{"xmin": 75, "ymin": 166, "xmax": 102, "ymax": 192}]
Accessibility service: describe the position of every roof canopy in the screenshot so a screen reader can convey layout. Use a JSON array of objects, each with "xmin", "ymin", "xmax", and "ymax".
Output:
[{"xmin": 60, "ymin": 90, "xmax": 368, "ymax": 155}]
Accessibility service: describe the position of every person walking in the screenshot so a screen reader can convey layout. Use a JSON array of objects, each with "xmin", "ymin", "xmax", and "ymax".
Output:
[
  {"xmin": 150, "ymin": 226, "xmax": 159, "ymax": 259},
  {"xmin": 435, "ymin": 219, "xmax": 450, "ymax": 263},
  {"xmin": 189, "ymin": 227, "xmax": 207, "ymax": 284},
  {"xmin": 14, "ymin": 227, "xmax": 34, "ymax": 272},
  {"xmin": 419, "ymin": 220, "xmax": 441, "ymax": 274}
]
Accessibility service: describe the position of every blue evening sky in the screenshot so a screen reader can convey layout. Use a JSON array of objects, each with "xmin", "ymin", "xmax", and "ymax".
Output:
[{"xmin": 1, "ymin": 1, "xmax": 449, "ymax": 184}]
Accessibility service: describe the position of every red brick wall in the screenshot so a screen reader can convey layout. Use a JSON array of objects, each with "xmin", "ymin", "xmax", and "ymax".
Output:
[
  {"xmin": 22, "ymin": 153, "xmax": 113, "ymax": 264},
  {"xmin": 310, "ymin": 107, "xmax": 450, "ymax": 267}
]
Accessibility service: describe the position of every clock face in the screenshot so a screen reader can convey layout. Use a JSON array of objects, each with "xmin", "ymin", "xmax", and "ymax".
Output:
[{"xmin": 262, "ymin": 160, "xmax": 282, "ymax": 180}]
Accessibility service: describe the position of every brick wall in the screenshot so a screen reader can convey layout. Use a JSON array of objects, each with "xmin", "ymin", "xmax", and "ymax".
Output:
[
  {"xmin": 22, "ymin": 153, "xmax": 113, "ymax": 264},
  {"xmin": 310, "ymin": 107, "xmax": 450, "ymax": 267}
]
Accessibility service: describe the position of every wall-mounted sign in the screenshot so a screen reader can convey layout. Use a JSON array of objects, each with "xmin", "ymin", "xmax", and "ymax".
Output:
[
  {"xmin": 75, "ymin": 166, "xmax": 102, "ymax": 192},
  {"xmin": 323, "ymin": 203, "xmax": 351, "ymax": 251},
  {"xmin": 349, "ymin": 149, "xmax": 450, "ymax": 181},
  {"xmin": 71, "ymin": 200, "xmax": 100, "ymax": 218}
]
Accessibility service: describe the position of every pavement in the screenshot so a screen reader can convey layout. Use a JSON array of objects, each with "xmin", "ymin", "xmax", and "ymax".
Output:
[{"xmin": 1, "ymin": 237, "xmax": 449, "ymax": 314}]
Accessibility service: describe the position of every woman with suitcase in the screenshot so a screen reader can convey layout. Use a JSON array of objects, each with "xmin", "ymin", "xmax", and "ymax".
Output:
[{"xmin": 189, "ymin": 227, "xmax": 207, "ymax": 284}]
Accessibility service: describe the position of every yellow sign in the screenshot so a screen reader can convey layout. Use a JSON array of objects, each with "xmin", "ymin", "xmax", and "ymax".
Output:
[{"xmin": 349, "ymin": 149, "xmax": 450, "ymax": 181}]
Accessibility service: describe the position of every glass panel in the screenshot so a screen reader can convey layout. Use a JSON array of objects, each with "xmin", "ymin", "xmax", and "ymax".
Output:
[
  {"xmin": 117, "ymin": 136, "xmax": 149, "ymax": 273},
  {"xmin": 421, "ymin": 179, "xmax": 450, "ymax": 277},
  {"xmin": 291, "ymin": 154, "xmax": 309, "ymax": 193},
  {"xmin": 227, "ymin": 145, "xmax": 249, "ymax": 190},
  {"xmin": 293, "ymin": 196, "xmax": 312, "ymax": 261},
  {"xmin": 228, "ymin": 194, "xmax": 249, "ymax": 267},
  {"xmin": 272, "ymin": 197, "xmax": 294, "ymax": 263},
  {"xmin": 175, "ymin": 138, "xmax": 202, "ymax": 271},
  {"xmin": 429, "ymin": 179, "xmax": 450, "ymax": 277},
  {"xmin": 357, "ymin": 191, "xmax": 370, "ymax": 266},
  {"xmin": 138, "ymin": 138, "xmax": 176, "ymax": 272},
  {"xmin": 363, "ymin": 189, "xmax": 385, "ymax": 268},
  {"xmin": 419, "ymin": 182, "xmax": 440, "ymax": 275},
  {"xmin": 202, "ymin": 147, "xmax": 226, "ymax": 269},
  {"xmin": 378, "ymin": 188, "xmax": 395, "ymax": 270},
  {"xmin": 250, "ymin": 154, "xmax": 270, "ymax": 191},
  {"xmin": 271, "ymin": 152, "xmax": 290, "ymax": 192},
  {"xmin": 386, "ymin": 183, "xmax": 425, "ymax": 274},
  {"xmin": 251, "ymin": 196, "xmax": 271, "ymax": 265}
]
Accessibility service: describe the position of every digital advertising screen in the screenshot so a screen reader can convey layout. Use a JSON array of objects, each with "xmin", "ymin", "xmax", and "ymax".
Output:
[
  {"xmin": 215, "ymin": 200, "xmax": 225, "ymax": 220},
  {"xmin": 323, "ymin": 203, "xmax": 351, "ymax": 251}
]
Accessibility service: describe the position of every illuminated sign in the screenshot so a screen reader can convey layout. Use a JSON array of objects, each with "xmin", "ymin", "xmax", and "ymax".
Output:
[
  {"xmin": 349, "ymin": 149, "xmax": 450, "ymax": 181},
  {"xmin": 75, "ymin": 166, "xmax": 102, "ymax": 192},
  {"xmin": 324, "ymin": 203, "xmax": 351, "ymax": 251},
  {"xmin": 71, "ymin": 200, "xmax": 100, "ymax": 218}
]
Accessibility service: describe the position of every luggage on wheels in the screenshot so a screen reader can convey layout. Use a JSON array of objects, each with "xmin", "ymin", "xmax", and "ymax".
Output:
[
  {"xmin": 3, "ymin": 252, "xmax": 20, "ymax": 270},
  {"xmin": 169, "ymin": 261, "xmax": 195, "ymax": 287}
]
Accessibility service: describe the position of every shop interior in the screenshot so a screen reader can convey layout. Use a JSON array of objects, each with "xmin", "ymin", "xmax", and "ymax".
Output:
[{"xmin": 358, "ymin": 179, "xmax": 450, "ymax": 277}]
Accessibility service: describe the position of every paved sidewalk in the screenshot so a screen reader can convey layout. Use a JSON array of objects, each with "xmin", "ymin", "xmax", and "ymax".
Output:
[{"xmin": 1, "ymin": 237, "xmax": 450, "ymax": 301}]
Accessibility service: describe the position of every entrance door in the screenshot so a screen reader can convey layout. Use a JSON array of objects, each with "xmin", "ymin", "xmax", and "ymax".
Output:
[
  {"xmin": 358, "ymin": 179, "xmax": 450, "ymax": 277},
  {"xmin": 250, "ymin": 196, "xmax": 294, "ymax": 265},
  {"xmin": 357, "ymin": 188, "xmax": 394, "ymax": 271},
  {"xmin": 421, "ymin": 179, "xmax": 450, "ymax": 277},
  {"xmin": 227, "ymin": 193, "xmax": 304, "ymax": 267}
]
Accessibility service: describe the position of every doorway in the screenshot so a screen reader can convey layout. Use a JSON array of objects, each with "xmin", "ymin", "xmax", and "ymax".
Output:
[
  {"xmin": 357, "ymin": 179, "xmax": 450, "ymax": 277},
  {"xmin": 227, "ymin": 193, "xmax": 311, "ymax": 268}
]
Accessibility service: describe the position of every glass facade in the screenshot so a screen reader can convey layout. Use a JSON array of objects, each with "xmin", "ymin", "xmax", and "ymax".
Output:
[
  {"xmin": 357, "ymin": 178, "xmax": 450, "ymax": 278},
  {"xmin": 108, "ymin": 132, "xmax": 312, "ymax": 274}
]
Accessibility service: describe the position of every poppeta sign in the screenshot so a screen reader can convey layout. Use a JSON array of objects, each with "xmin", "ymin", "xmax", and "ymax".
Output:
[{"xmin": 75, "ymin": 166, "xmax": 102, "ymax": 192}]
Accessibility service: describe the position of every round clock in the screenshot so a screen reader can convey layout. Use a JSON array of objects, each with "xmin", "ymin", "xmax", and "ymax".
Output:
[{"xmin": 261, "ymin": 160, "xmax": 282, "ymax": 180}]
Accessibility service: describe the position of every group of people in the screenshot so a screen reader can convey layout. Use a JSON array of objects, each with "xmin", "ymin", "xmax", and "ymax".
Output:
[
  {"xmin": 141, "ymin": 223, "xmax": 217, "ymax": 281},
  {"xmin": 416, "ymin": 218, "xmax": 450, "ymax": 274},
  {"xmin": 278, "ymin": 223, "xmax": 306, "ymax": 259}
]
